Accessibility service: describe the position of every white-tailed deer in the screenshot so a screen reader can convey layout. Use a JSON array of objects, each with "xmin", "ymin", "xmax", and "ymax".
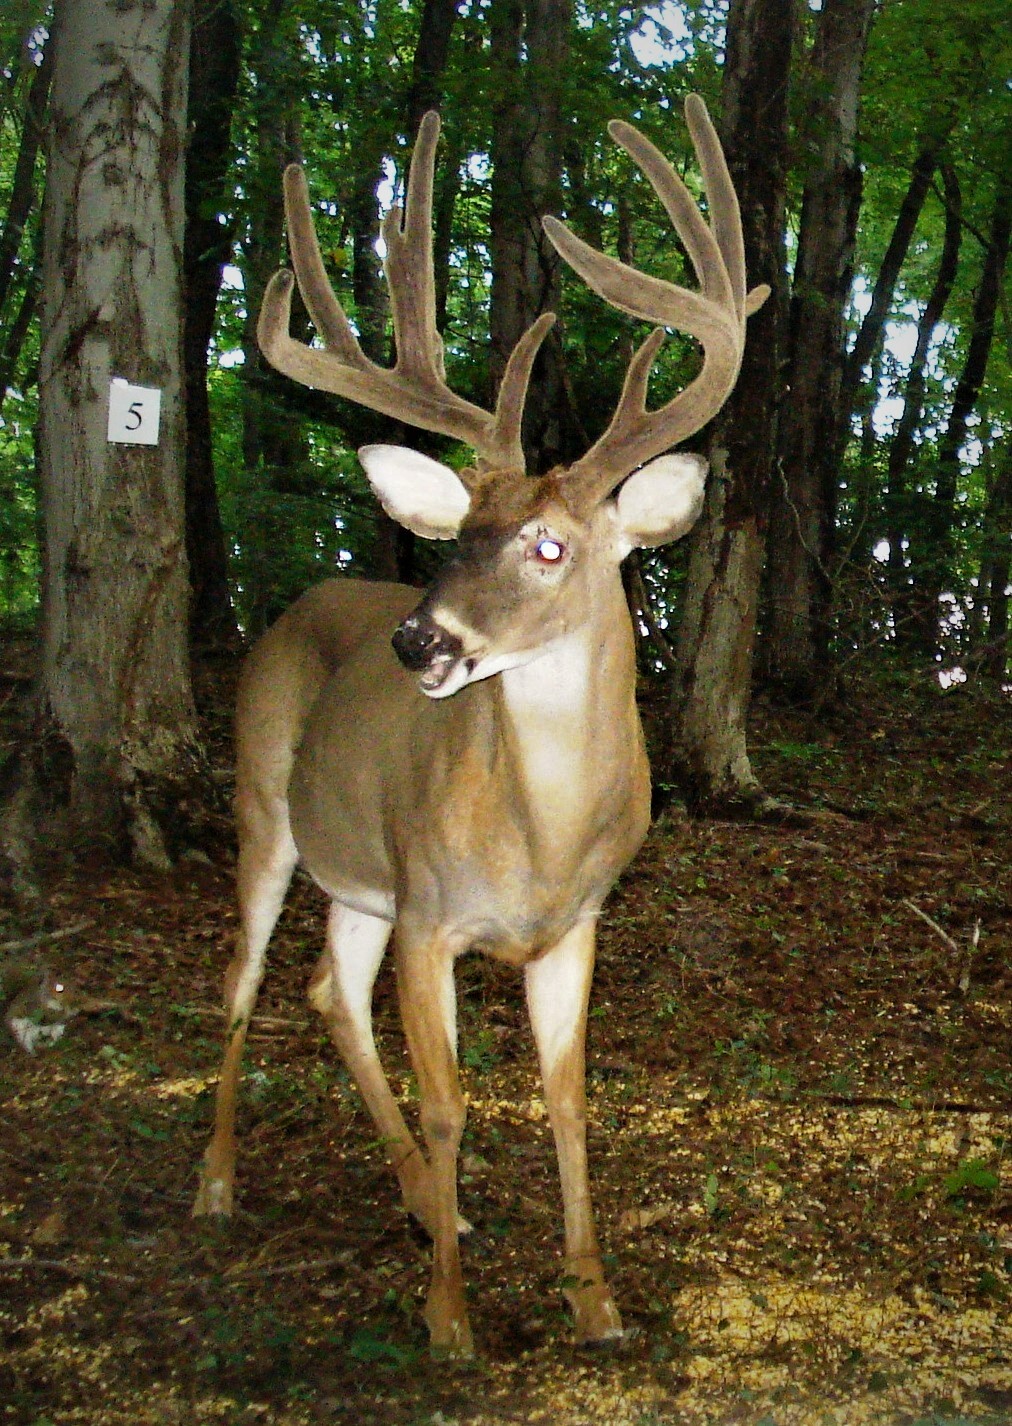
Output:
[{"xmin": 194, "ymin": 97, "xmax": 767, "ymax": 1356}]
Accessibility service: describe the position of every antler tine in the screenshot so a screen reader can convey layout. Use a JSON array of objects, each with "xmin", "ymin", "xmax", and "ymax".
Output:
[
  {"xmin": 543, "ymin": 96, "xmax": 769, "ymax": 502},
  {"xmin": 258, "ymin": 113, "xmax": 553, "ymax": 481},
  {"xmin": 380, "ymin": 111, "xmax": 445, "ymax": 386},
  {"xmin": 682, "ymin": 93, "xmax": 745, "ymax": 319}
]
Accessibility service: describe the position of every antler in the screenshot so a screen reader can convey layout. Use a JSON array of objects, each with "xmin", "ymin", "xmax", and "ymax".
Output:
[
  {"xmin": 544, "ymin": 94, "xmax": 769, "ymax": 501},
  {"xmin": 258, "ymin": 112, "xmax": 555, "ymax": 479}
]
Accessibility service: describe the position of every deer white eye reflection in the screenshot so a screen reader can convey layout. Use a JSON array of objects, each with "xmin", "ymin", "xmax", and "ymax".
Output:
[{"xmin": 533, "ymin": 537, "xmax": 565, "ymax": 564}]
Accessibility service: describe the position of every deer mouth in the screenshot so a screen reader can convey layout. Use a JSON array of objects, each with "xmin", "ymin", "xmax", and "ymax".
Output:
[
  {"xmin": 418, "ymin": 652, "xmax": 480, "ymax": 699},
  {"xmin": 393, "ymin": 613, "xmax": 477, "ymax": 698}
]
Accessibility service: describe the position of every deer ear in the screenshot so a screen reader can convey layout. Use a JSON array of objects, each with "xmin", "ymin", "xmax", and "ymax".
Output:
[
  {"xmin": 614, "ymin": 453, "xmax": 707, "ymax": 551},
  {"xmin": 358, "ymin": 445, "xmax": 471, "ymax": 540}
]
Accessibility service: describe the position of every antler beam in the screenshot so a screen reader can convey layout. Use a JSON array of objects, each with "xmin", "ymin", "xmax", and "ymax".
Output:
[
  {"xmin": 544, "ymin": 94, "xmax": 769, "ymax": 501},
  {"xmin": 257, "ymin": 112, "xmax": 554, "ymax": 479}
]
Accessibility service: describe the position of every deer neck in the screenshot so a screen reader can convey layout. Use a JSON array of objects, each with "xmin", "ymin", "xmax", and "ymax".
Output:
[{"xmin": 491, "ymin": 588, "xmax": 645, "ymax": 847}]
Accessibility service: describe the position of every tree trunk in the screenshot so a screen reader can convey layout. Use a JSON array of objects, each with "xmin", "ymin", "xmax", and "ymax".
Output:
[
  {"xmin": 374, "ymin": 0, "xmax": 465, "ymax": 584},
  {"xmin": 406, "ymin": 0, "xmax": 464, "ymax": 128},
  {"xmin": 183, "ymin": 0, "xmax": 241, "ymax": 650},
  {"xmin": 0, "ymin": 243, "xmax": 38, "ymax": 413},
  {"xmin": 914, "ymin": 170, "xmax": 1012, "ymax": 649},
  {"xmin": 236, "ymin": 14, "xmax": 308, "ymax": 636},
  {"xmin": 0, "ymin": 32, "xmax": 52, "ymax": 319},
  {"xmin": 886, "ymin": 163, "xmax": 961, "ymax": 622},
  {"xmin": 669, "ymin": 0, "xmax": 794, "ymax": 814},
  {"xmin": 842, "ymin": 130, "xmax": 949, "ymax": 418},
  {"xmin": 762, "ymin": 0, "xmax": 875, "ymax": 702},
  {"xmin": 489, "ymin": 0, "xmax": 574, "ymax": 473},
  {"xmin": 34, "ymin": 0, "xmax": 197, "ymax": 868},
  {"xmin": 979, "ymin": 441, "xmax": 1012, "ymax": 686},
  {"xmin": 0, "ymin": 32, "xmax": 52, "ymax": 412}
]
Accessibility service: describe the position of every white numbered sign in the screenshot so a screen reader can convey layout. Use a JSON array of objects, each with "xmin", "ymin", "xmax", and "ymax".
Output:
[{"xmin": 107, "ymin": 380, "xmax": 162, "ymax": 446}]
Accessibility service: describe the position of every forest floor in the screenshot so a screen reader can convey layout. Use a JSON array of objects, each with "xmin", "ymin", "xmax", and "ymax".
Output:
[{"xmin": 1, "ymin": 653, "xmax": 1011, "ymax": 1426}]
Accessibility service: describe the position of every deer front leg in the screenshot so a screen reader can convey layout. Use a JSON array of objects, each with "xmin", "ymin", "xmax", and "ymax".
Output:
[
  {"xmin": 395, "ymin": 933, "xmax": 472, "ymax": 1358},
  {"xmin": 525, "ymin": 920, "xmax": 623, "ymax": 1345},
  {"xmin": 194, "ymin": 820, "xmax": 298, "ymax": 1216},
  {"xmin": 309, "ymin": 902, "xmax": 448, "ymax": 1237}
]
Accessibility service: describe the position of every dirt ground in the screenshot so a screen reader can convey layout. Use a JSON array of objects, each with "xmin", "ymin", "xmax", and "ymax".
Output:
[{"xmin": 1, "ymin": 659, "xmax": 1010, "ymax": 1426}]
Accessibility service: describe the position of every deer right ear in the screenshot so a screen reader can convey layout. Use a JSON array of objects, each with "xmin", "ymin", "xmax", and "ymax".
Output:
[
  {"xmin": 358, "ymin": 445, "xmax": 471, "ymax": 540},
  {"xmin": 614, "ymin": 452, "xmax": 707, "ymax": 552}
]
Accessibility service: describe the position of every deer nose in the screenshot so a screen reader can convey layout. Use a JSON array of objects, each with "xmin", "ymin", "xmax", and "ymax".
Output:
[{"xmin": 392, "ymin": 612, "xmax": 463, "ymax": 673}]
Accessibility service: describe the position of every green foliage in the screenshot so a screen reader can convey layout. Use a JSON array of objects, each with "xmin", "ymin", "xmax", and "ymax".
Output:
[
  {"xmin": 0, "ymin": 393, "xmax": 38, "ymax": 622},
  {"xmin": 0, "ymin": 11, "xmax": 46, "ymax": 622},
  {"xmin": 943, "ymin": 1158, "xmax": 1000, "ymax": 1201}
]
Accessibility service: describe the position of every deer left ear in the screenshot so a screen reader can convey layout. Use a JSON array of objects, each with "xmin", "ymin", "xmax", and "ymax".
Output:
[
  {"xmin": 614, "ymin": 453, "xmax": 707, "ymax": 551},
  {"xmin": 359, "ymin": 445, "xmax": 471, "ymax": 540}
]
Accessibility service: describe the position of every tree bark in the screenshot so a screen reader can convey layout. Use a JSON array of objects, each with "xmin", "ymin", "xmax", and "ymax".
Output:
[
  {"xmin": 183, "ymin": 0, "xmax": 241, "ymax": 650},
  {"xmin": 669, "ymin": 0, "xmax": 794, "ymax": 814},
  {"xmin": 762, "ymin": 0, "xmax": 875, "ymax": 702},
  {"xmin": 34, "ymin": 0, "xmax": 198, "ymax": 868}
]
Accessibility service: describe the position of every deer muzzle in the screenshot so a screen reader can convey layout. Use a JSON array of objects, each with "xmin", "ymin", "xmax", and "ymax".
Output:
[{"xmin": 392, "ymin": 611, "xmax": 469, "ymax": 695}]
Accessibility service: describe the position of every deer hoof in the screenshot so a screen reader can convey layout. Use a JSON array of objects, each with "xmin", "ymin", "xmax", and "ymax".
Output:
[
  {"xmin": 427, "ymin": 1320, "xmax": 475, "ymax": 1361},
  {"xmin": 571, "ymin": 1291, "xmax": 624, "ymax": 1347},
  {"xmin": 424, "ymin": 1290, "xmax": 475, "ymax": 1359}
]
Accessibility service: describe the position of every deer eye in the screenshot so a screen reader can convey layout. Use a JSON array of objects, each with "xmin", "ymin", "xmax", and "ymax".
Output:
[{"xmin": 533, "ymin": 537, "xmax": 565, "ymax": 564}]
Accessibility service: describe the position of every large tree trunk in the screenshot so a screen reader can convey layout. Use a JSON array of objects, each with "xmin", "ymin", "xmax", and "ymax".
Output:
[
  {"xmin": 183, "ymin": 0, "xmax": 241, "ymax": 650},
  {"xmin": 34, "ymin": 0, "xmax": 197, "ymax": 868},
  {"xmin": 489, "ymin": 0, "xmax": 575, "ymax": 473},
  {"xmin": 761, "ymin": 0, "xmax": 875, "ymax": 702},
  {"xmin": 669, "ymin": 0, "xmax": 794, "ymax": 815}
]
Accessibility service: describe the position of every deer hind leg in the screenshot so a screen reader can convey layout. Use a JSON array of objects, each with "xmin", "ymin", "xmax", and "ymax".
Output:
[
  {"xmin": 309, "ymin": 902, "xmax": 454, "ymax": 1238},
  {"xmin": 525, "ymin": 920, "xmax": 624, "ymax": 1345},
  {"xmin": 193, "ymin": 812, "xmax": 298, "ymax": 1217},
  {"xmin": 395, "ymin": 933, "xmax": 473, "ymax": 1357}
]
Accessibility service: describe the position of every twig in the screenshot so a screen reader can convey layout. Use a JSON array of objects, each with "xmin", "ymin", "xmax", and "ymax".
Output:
[
  {"xmin": 902, "ymin": 899, "xmax": 959, "ymax": 955},
  {"xmin": 184, "ymin": 1005, "xmax": 309, "ymax": 1029},
  {"xmin": 627, "ymin": 558, "xmax": 679, "ymax": 674},
  {"xmin": 0, "ymin": 918, "xmax": 94, "ymax": 956},
  {"xmin": 902, "ymin": 900, "xmax": 980, "ymax": 994},
  {"xmin": 222, "ymin": 1253, "xmax": 353, "ymax": 1283},
  {"xmin": 0, "ymin": 1256, "xmax": 138, "ymax": 1283},
  {"xmin": 802, "ymin": 1093, "xmax": 995, "ymax": 1114}
]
